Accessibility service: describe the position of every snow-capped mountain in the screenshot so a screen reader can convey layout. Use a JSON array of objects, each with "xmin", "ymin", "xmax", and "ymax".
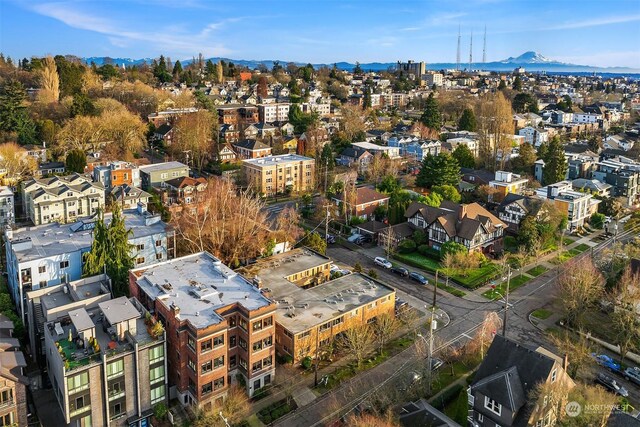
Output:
[{"xmin": 501, "ymin": 51, "xmax": 556, "ymax": 64}]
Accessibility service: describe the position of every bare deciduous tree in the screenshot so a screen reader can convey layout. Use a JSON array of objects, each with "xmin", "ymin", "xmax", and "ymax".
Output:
[
  {"xmin": 549, "ymin": 330, "xmax": 593, "ymax": 379},
  {"xmin": 556, "ymin": 257, "xmax": 604, "ymax": 328},
  {"xmin": 171, "ymin": 110, "xmax": 215, "ymax": 170},
  {"xmin": 476, "ymin": 92, "xmax": 513, "ymax": 170},
  {"xmin": 39, "ymin": 55, "xmax": 59, "ymax": 103},
  {"xmin": 0, "ymin": 142, "xmax": 37, "ymax": 184},
  {"xmin": 612, "ymin": 268, "xmax": 640, "ymax": 364},
  {"xmin": 465, "ymin": 312, "xmax": 502, "ymax": 361},
  {"xmin": 338, "ymin": 324, "xmax": 376, "ymax": 368},
  {"xmin": 374, "ymin": 313, "xmax": 399, "ymax": 354}
]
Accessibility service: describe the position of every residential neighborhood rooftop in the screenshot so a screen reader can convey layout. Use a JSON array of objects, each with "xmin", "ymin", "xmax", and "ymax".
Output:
[
  {"xmin": 132, "ymin": 252, "xmax": 273, "ymax": 329},
  {"xmin": 243, "ymin": 154, "xmax": 314, "ymax": 166}
]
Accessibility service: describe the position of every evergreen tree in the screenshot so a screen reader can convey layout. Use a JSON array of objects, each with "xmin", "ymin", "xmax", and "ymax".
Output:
[
  {"xmin": 70, "ymin": 93, "xmax": 97, "ymax": 117},
  {"xmin": 498, "ymin": 80, "xmax": 507, "ymax": 90},
  {"xmin": 452, "ymin": 144, "xmax": 475, "ymax": 168},
  {"xmin": 0, "ymin": 79, "xmax": 28, "ymax": 132},
  {"xmin": 84, "ymin": 205, "xmax": 134, "ymax": 297},
  {"xmin": 458, "ymin": 108, "xmax": 477, "ymax": 131},
  {"xmin": 541, "ymin": 137, "xmax": 568, "ymax": 185},
  {"xmin": 204, "ymin": 60, "xmax": 215, "ymax": 79},
  {"xmin": 65, "ymin": 149, "xmax": 87, "ymax": 173},
  {"xmin": 512, "ymin": 75, "xmax": 522, "ymax": 91},
  {"xmin": 363, "ymin": 87, "xmax": 372, "ymax": 110},
  {"xmin": 511, "ymin": 142, "xmax": 537, "ymax": 174},
  {"xmin": 153, "ymin": 55, "xmax": 172, "ymax": 83},
  {"xmin": 172, "ymin": 60, "xmax": 183, "ymax": 78},
  {"xmin": 420, "ymin": 93, "xmax": 442, "ymax": 130},
  {"xmin": 512, "ymin": 93, "xmax": 539, "ymax": 113},
  {"xmin": 415, "ymin": 152, "xmax": 460, "ymax": 188},
  {"xmin": 353, "ymin": 62, "xmax": 362, "ymax": 74}
]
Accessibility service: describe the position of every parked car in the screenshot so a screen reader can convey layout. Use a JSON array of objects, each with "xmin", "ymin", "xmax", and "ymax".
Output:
[
  {"xmin": 374, "ymin": 257, "xmax": 392, "ymax": 269},
  {"xmin": 347, "ymin": 233, "xmax": 365, "ymax": 243},
  {"xmin": 390, "ymin": 266, "xmax": 409, "ymax": 277},
  {"xmin": 593, "ymin": 354, "xmax": 623, "ymax": 374},
  {"xmin": 595, "ymin": 373, "xmax": 629, "ymax": 397},
  {"xmin": 623, "ymin": 367, "xmax": 640, "ymax": 386},
  {"xmin": 409, "ymin": 272, "xmax": 428, "ymax": 285},
  {"xmin": 326, "ymin": 234, "xmax": 336, "ymax": 244}
]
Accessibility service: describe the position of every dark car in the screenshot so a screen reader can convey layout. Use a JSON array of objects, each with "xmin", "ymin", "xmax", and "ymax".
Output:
[
  {"xmin": 596, "ymin": 373, "xmax": 629, "ymax": 397},
  {"xmin": 390, "ymin": 266, "xmax": 409, "ymax": 277},
  {"xmin": 409, "ymin": 272, "xmax": 428, "ymax": 285},
  {"xmin": 326, "ymin": 234, "xmax": 336, "ymax": 244}
]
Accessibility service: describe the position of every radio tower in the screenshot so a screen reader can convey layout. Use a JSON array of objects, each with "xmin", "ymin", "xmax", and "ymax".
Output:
[
  {"xmin": 482, "ymin": 25, "xmax": 487, "ymax": 64},
  {"xmin": 456, "ymin": 25, "xmax": 461, "ymax": 71},
  {"xmin": 469, "ymin": 31, "xmax": 473, "ymax": 71}
]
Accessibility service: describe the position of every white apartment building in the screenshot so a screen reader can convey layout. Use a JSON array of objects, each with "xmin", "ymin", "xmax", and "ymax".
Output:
[
  {"xmin": 22, "ymin": 174, "xmax": 105, "ymax": 226},
  {"xmin": 573, "ymin": 112, "xmax": 601, "ymax": 124},
  {"xmin": 518, "ymin": 126, "xmax": 549, "ymax": 147},
  {"xmin": 258, "ymin": 103, "xmax": 290, "ymax": 123},
  {"xmin": 0, "ymin": 186, "xmax": 15, "ymax": 227}
]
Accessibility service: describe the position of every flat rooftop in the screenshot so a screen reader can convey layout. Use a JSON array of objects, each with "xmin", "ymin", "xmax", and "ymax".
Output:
[
  {"xmin": 243, "ymin": 154, "xmax": 314, "ymax": 167},
  {"xmin": 238, "ymin": 249, "xmax": 395, "ymax": 334},
  {"xmin": 8, "ymin": 210, "xmax": 170, "ymax": 263},
  {"xmin": 139, "ymin": 161, "xmax": 188, "ymax": 173},
  {"xmin": 38, "ymin": 277, "xmax": 110, "ymax": 312},
  {"xmin": 132, "ymin": 252, "xmax": 273, "ymax": 329}
]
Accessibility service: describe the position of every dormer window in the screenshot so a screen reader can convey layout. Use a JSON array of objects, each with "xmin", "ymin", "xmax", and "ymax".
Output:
[
  {"xmin": 551, "ymin": 368, "xmax": 557, "ymax": 382},
  {"xmin": 484, "ymin": 396, "xmax": 502, "ymax": 416}
]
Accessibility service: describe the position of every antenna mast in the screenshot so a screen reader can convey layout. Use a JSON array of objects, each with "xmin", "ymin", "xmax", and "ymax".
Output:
[
  {"xmin": 482, "ymin": 25, "xmax": 487, "ymax": 64},
  {"xmin": 469, "ymin": 31, "xmax": 473, "ymax": 71},
  {"xmin": 456, "ymin": 25, "xmax": 461, "ymax": 71}
]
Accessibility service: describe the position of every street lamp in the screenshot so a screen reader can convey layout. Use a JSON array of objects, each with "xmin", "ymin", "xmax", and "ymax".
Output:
[
  {"xmin": 418, "ymin": 308, "xmax": 438, "ymax": 395},
  {"xmin": 490, "ymin": 264, "xmax": 511, "ymax": 336}
]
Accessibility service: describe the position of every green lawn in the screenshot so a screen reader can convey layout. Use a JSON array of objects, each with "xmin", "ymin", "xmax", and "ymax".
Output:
[
  {"xmin": 431, "ymin": 362, "xmax": 471, "ymax": 396},
  {"xmin": 394, "ymin": 252, "xmax": 441, "ymax": 273},
  {"xmin": 504, "ymin": 236, "xmax": 518, "ymax": 252},
  {"xmin": 563, "ymin": 237, "xmax": 577, "ymax": 245},
  {"xmin": 450, "ymin": 263, "xmax": 500, "ymax": 289},
  {"xmin": 531, "ymin": 309, "xmax": 553, "ymax": 320},
  {"xmin": 549, "ymin": 249, "xmax": 581, "ymax": 265},
  {"xmin": 482, "ymin": 274, "xmax": 531, "ymax": 300},
  {"xmin": 526, "ymin": 265, "xmax": 548, "ymax": 277}
]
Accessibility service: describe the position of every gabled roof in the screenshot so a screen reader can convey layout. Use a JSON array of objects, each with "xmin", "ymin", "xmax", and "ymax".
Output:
[
  {"xmin": 164, "ymin": 176, "xmax": 207, "ymax": 189},
  {"xmin": 472, "ymin": 365, "xmax": 526, "ymax": 412},
  {"xmin": 399, "ymin": 398, "xmax": 459, "ymax": 427},
  {"xmin": 340, "ymin": 146, "xmax": 371, "ymax": 160},
  {"xmin": 155, "ymin": 123, "xmax": 172, "ymax": 135},
  {"xmin": 497, "ymin": 193, "xmax": 543, "ymax": 216},
  {"xmin": 233, "ymin": 139, "xmax": 271, "ymax": 151},
  {"xmin": 334, "ymin": 187, "xmax": 389, "ymax": 206}
]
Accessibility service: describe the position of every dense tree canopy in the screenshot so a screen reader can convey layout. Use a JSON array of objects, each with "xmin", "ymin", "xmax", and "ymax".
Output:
[
  {"xmin": 452, "ymin": 144, "xmax": 475, "ymax": 168},
  {"xmin": 420, "ymin": 93, "xmax": 442, "ymax": 130},
  {"xmin": 416, "ymin": 152, "xmax": 460, "ymax": 188},
  {"xmin": 458, "ymin": 108, "xmax": 477, "ymax": 131}
]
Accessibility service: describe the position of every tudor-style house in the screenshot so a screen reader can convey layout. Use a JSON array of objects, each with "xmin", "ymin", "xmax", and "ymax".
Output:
[
  {"xmin": 406, "ymin": 201, "xmax": 506, "ymax": 254},
  {"xmin": 496, "ymin": 194, "xmax": 543, "ymax": 234},
  {"xmin": 468, "ymin": 335, "xmax": 574, "ymax": 427}
]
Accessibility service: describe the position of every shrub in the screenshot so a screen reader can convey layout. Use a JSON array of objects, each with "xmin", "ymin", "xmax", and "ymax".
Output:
[
  {"xmin": 301, "ymin": 356, "xmax": 313, "ymax": 370},
  {"xmin": 277, "ymin": 354, "xmax": 293, "ymax": 365},
  {"xmin": 590, "ymin": 212, "xmax": 605, "ymax": 229},
  {"xmin": 367, "ymin": 269, "xmax": 378, "ymax": 279},
  {"xmin": 153, "ymin": 403, "xmax": 168, "ymax": 421},
  {"xmin": 433, "ymin": 384, "xmax": 464, "ymax": 410},
  {"xmin": 412, "ymin": 229, "xmax": 428, "ymax": 245},
  {"xmin": 398, "ymin": 239, "xmax": 417, "ymax": 254},
  {"xmin": 418, "ymin": 244, "xmax": 440, "ymax": 259}
]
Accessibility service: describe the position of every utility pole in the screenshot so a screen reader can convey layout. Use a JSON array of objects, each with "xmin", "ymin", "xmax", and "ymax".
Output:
[
  {"xmin": 427, "ymin": 270, "xmax": 438, "ymax": 395},
  {"xmin": 503, "ymin": 265, "xmax": 510, "ymax": 337},
  {"xmin": 325, "ymin": 205, "xmax": 330, "ymax": 245},
  {"xmin": 324, "ymin": 158, "xmax": 329, "ymax": 194},
  {"xmin": 314, "ymin": 329, "xmax": 320, "ymax": 386}
]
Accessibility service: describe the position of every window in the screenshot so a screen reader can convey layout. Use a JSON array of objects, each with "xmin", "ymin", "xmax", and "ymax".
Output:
[
  {"xmin": 214, "ymin": 377, "xmax": 224, "ymax": 390},
  {"xmin": 156, "ymin": 253, "xmax": 163, "ymax": 260},
  {"xmin": 239, "ymin": 337, "xmax": 248, "ymax": 350},
  {"xmin": 319, "ymin": 322, "xmax": 331, "ymax": 332},
  {"xmin": 214, "ymin": 356, "xmax": 224, "ymax": 369},
  {"xmin": 150, "ymin": 365, "xmax": 164, "ymax": 385},
  {"xmin": 202, "ymin": 382, "xmax": 213, "ymax": 396},
  {"xmin": 263, "ymin": 355, "xmax": 273, "ymax": 368},
  {"xmin": 188, "ymin": 358, "xmax": 196, "ymax": 372},
  {"xmin": 478, "ymin": 413, "xmax": 484, "ymax": 422},
  {"xmin": 213, "ymin": 335, "xmax": 224, "ymax": 347},
  {"xmin": 253, "ymin": 341, "xmax": 263, "ymax": 352},
  {"xmin": 264, "ymin": 336, "xmax": 273, "ymax": 347},
  {"xmin": 484, "ymin": 396, "xmax": 502, "ymax": 416},
  {"xmin": 252, "ymin": 360, "xmax": 263, "ymax": 372},
  {"xmin": 263, "ymin": 317, "xmax": 273, "ymax": 327},
  {"xmin": 38, "ymin": 265, "xmax": 46, "ymax": 274},
  {"xmin": 298, "ymin": 331, "xmax": 310, "ymax": 340},
  {"xmin": 108, "ymin": 381, "xmax": 125, "ymax": 401},
  {"xmin": 229, "ymin": 335, "xmax": 236, "ymax": 348},
  {"xmin": 60, "ymin": 260, "xmax": 69, "ymax": 269},
  {"xmin": 136, "ymin": 244, "xmax": 145, "ymax": 251},
  {"xmin": 201, "ymin": 361, "xmax": 212, "ymax": 374},
  {"xmin": 551, "ymin": 369, "xmax": 557, "ymax": 382},
  {"xmin": 150, "ymin": 345, "xmax": 164, "ymax": 363},
  {"xmin": 230, "ymin": 355, "xmax": 237, "ymax": 368},
  {"xmin": 239, "ymin": 358, "xmax": 247, "ymax": 369},
  {"xmin": 201, "ymin": 339, "xmax": 212, "ymax": 353},
  {"xmin": 136, "ymin": 257, "xmax": 145, "ymax": 265},
  {"xmin": 155, "ymin": 240, "xmax": 162, "ymax": 247},
  {"xmin": 67, "ymin": 372, "xmax": 89, "ymax": 393},
  {"xmin": 70, "ymin": 395, "xmax": 89, "ymax": 415},
  {"xmin": 160, "ymin": 173, "xmax": 168, "ymax": 179},
  {"xmin": 151, "ymin": 385, "xmax": 165, "ymax": 404},
  {"xmin": 39, "ymin": 280, "xmax": 47, "ymax": 288},
  {"xmin": 187, "ymin": 336, "xmax": 196, "ymax": 352},
  {"xmin": 228, "ymin": 316, "xmax": 236, "ymax": 327},
  {"xmin": 106, "ymin": 359, "xmax": 124, "ymax": 379},
  {"xmin": 239, "ymin": 317, "xmax": 248, "ymax": 331}
]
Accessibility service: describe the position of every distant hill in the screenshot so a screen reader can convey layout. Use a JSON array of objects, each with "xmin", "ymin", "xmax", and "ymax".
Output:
[{"xmin": 82, "ymin": 51, "xmax": 640, "ymax": 74}]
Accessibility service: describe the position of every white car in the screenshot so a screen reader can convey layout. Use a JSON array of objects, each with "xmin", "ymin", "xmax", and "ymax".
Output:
[{"xmin": 374, "ymin": 257, "xmax": 392, "ymax": 269}]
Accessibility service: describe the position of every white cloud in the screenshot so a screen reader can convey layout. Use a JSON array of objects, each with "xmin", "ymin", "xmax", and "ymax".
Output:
[{"xmin": 29, "ymin": 2, "xmax": 234, "ymax": 57}]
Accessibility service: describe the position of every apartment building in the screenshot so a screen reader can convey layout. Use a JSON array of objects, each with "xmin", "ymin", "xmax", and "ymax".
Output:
[
  {"xmin": 592, "ymin": 159, "xmax": 640, "ymax": 207},
  {"xmin": 92, "ymin": 162, "xmax": 141, "ymax": 191},
  {"xmin": 158, "ymin": 176, "xmax": 208, "ymax": 215},
  {"xmin": 396, "ymin": 60, "xmax": 426, "ymax": 77},
  {"xmin": 147, "ymin": 107, "xmax": 199, "ymax": 127},
  {"xmin": 5, "ymin": 207, "xmax": 176, "ymax": 320},
  {"xmin": 139, "ymin": 162, "xmax": 189, "ymax": 190},
  {"xmin": 109, "ymin": 186, "xmax": 151, "ymax": 210},
  {"xmin": 22, "ymin": 174, "xmax": 106, "ymax": 226},
  {"xmin": 242, "ymin": 154, "xmax": 315, "ymax": 196},
  {"xmin": 488, "ymin": 171, "xmax": 529, "ymax": 201},
  {"xmin": 258, "ymin": 103, "xmax": 290, "ymax": 123},
  {"xmin": 233, "ymin": 140, "xmax": 272, "ymax": 160},
  {"xmin": 536, "ymin": 181, "xmax": 599, "ymax": 230},
  {"xmin": 0, "ymin": 186, "xmax": 15, "ymax": 227},
  {"xmin": 129, "ymin": 252, "xmax": 276, "ymax": 405},
  {"xmin": 0, "ymin": 315, "xmax": 28, "ymax": 427},
  {"xmin": 237, "ymin": 249, "xmax": 396, "ymax": 362},
  {"xmin": 43, "ymin": 295, "xmax": 167, "ymax": 426},
  {"xmin": 216, "ymin": 105, "xmax": 259, "ymax": 126}
]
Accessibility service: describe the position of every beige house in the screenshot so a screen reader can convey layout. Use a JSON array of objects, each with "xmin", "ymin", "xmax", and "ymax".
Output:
[
  {"xmin": 242, "ymin": 154, "xmax": 315, "ymax": 196},
  {"xmin": 22, "ymin": 174, "xmax": 105, "ymax": 225}
]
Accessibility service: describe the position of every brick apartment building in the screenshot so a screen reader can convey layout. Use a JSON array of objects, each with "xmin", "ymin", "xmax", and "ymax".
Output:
[
  {"xmin": 238, "ymin": 249, "xmax": 396, "ymax": 362},
  {"xmin": 129, "ymin": 252, "xmax": 276, "ymax": 408}
]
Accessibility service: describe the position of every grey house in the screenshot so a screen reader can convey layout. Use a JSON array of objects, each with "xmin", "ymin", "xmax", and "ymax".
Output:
[{"xmin": 139, "ymin": 162, "xmax": 189, "ymax": 190}]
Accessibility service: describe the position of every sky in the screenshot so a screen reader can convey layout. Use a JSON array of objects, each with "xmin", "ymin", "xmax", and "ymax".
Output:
[{"xmin": 1, "ymin": 0, "xmax": 640, "ymax": 68}]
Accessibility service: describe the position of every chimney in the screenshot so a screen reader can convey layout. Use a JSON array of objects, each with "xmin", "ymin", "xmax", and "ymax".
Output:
[
  {"xmin": 563, "ymin": 353, "xmax": 569, "ymax": 372},
  {"xmin": 458, "ymin": 204, "xmax": 467, "ymax": 221},
  {"xmin": 171, "ymin": 302, "xmax": 180, "ymax": 318}
]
